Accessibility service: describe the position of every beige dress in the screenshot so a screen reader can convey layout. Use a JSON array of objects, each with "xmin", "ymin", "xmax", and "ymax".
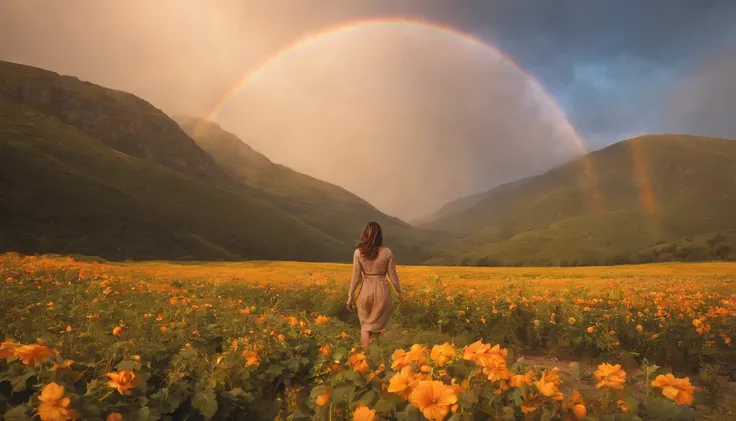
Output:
[{"xmin": 348, "ymin": 246, "xmax": 402, "ymax": 333}]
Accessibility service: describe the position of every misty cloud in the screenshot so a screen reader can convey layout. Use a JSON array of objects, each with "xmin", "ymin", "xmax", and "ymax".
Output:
[{"xmin": 214, "ymin": 26, "xmax": 582, "ymax": 220}]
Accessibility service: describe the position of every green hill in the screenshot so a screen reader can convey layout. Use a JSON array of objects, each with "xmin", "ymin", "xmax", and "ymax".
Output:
[
  {"xmin": 174, "ymin": 116, "xmax": 448, "ymax": 263},
  {"xmin": 422, "ymin": 135, "xmax": 736, "ymax": 265},
  {"xmin": 0, "ymin": 61, "xmax": 443, "ymax": 264},
  {"xmin": 0, "ymin": 60, "xmax": 232, "ymax": 186},
  {"xmin": 0, "ymin": 96, "xmax": 348, "ymax": 261}
]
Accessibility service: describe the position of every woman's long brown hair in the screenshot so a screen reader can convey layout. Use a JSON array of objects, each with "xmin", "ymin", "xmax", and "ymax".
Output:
[{"xmin": 357, "ymin": 221, "xmax": 383, "ymax": 260}]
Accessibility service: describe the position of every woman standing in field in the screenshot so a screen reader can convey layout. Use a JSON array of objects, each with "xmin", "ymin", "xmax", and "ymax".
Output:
[{"xmin": 346, "ymin": 221, "xmax": 404, "ymax": 349}]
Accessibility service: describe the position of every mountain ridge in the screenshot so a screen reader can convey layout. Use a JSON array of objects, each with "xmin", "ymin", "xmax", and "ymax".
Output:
[{"xmin": 424, "ymin": 134, "xmax": 736, "ymax": 265}]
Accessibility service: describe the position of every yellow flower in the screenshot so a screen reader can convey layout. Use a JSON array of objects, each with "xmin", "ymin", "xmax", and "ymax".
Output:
[
  {"xmin": 594, "ymin": 363, "xmax": 626, "ymax": 389},
  {"xmin": 38, "ymin": 382, "xmax": 74, "ymax": 421},
  {"xmin": 315, "ymin": 315, "xmax": 330, "ymax": 325},
  {"xmin": 409, "ymin": 380, "xmax": 458, "ymax": 421},
  {"xmin": 315, "ymin": 390, "xmax": 330, "ymax": 406},
  {"xmin": 353, "ymin": 405, "xmax": 376, "ymax": 421},
  {"xmin": 568, "ymin": 317, "xmax": 576, "ymax": 324},
  {"xmin": 651, "ymin": 373, "xmax": 695, "ymax": 405},
  {"xmin": 106, "ymin": 370, "xmax": 140, "ymax": 395},
  {"xmin": 14, "ymin": 344, "xmax": 53, "ymax": 365},
  {"xmin": 430, "ymin": 343, "xmax": 456, "ymax": 367}
]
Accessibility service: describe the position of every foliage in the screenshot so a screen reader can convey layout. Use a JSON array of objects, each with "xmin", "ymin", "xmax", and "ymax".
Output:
[{"xmin": 1, "ymin": 254, "xmax": 734, "ymax": 420}]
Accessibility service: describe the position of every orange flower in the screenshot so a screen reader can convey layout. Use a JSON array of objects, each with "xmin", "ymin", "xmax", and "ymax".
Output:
[
  {"xmin": 52, "ymin": 360, "xmax": 74, "ymax": 371},
  {"xmin": 315, "ymin": 315, "xmax": 330, "ymax": 325},
  {"xmin": 112, "ymin": 326, "xmax": 123, "ymax": 336},
  {"xmin": 0, "ymin": 341, "xmax": 19, "ymax": 359},
  {"xmin": 651, "ymin": 374, "xmax": 695, "ymax": 405},
  {"xmin": 315, "ymin": 390, "xmax": 330, "ymax": 406},
  {"xmin": 242, "ymin": 350, "xmax": 259, "ymax": 367},
  {"xmin": 160, "ymin": 326, "xmax": 167, "ymax": 334},
  {"xmin": 509, "ymin": 371, "xmax": 535, "ymax": 388},
  {"xmin": 14, "ymin": 344, "xmax": 53, "ymax": 365},
  {"xmin": 106, "ymin": 370, "xmax": 140, "ymax": 395},
  {"xmin": 587, "ymin": 326, "xmax": 595, "ymax": 333},
  {"xmin": 565, "ymin": 389, "xmax": 587, "ymax": 420},
  {"xmin": 348, "ymin": 350, "xmax": 369, "ymax": 374},
  {"xmin": 320, "ymin": 344, "xmax": 332, "ymax": 357},
  {"xmin": 38, "ymin": 382, "xmax": 74, "ymax": 421},
  {"xmin": 107, "ymin": 413, "xmax": 123, "ymax": 421},
  {"xmin": 409, "ymin": 380, "xmax": 458, "ymax": 421},
  {"xmin": 353, "ymin": 405, "xmax": 376, "ymax": 421},
  {"xmin": 535, "ymin": 368, "xmax": 563, "ymax": 401},
  {"xmin": 521, "ymin": 392, "xmax": 540, "ymax": 414},
  {"xmin": 594, "ymin": 363, "xmax": 626, "ymax": 389},
  {"xmin": 388, "ymin": 366, "xmax": 415, "ymax": 399},
  {"xmin": 430, "ymin": 343, "xmax": 456, "ymax": 367}
]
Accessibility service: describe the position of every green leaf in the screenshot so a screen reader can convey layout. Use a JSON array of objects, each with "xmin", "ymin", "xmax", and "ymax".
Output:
[
  {"xmin": 330, "ymin": 384, "xmax": 355, "ymax": 405},
  {"xmin": 623, "ymin": 395, "xmax": 639, "ymax": 414},
  {"xmin": 344, "ymin": 369, "xmax": 364, "ymax": 386},
  {"xmin": 540, "ymin": 408, "xmax": 553, "ymax": 421},
  {"xmin": 332, "ymin": 347, "xmax": 349, "ymax": 362},
  {"xmin": 360, "ymin": 389, "xmax": 379, "ymax": 407},
  {"xmin": 373, "ymin": 398, "xmax": 395, "ymax": 414},
  {"xmin": 3, "ymin": 404, "xmax": 32, "ymax": 421},
  {"xmin": 116, "ymin": 359, "xmax": 142, "ymax": 371},
  {"xmin": 192, "ymin": 387, "xmax": 219, "ymax": 419},
  {"xmin": 11, "ymin": 370, "xmax": 34, "ymax": 392},
  {"xmin": 501, "ymin": 406, "xmax": 515, "ymax": 421}
]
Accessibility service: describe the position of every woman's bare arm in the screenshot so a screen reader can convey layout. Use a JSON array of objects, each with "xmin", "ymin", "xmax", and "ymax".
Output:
[
  {"xmin": 347, "ymin": 250, "xmax": 362, "ymax": 302},
  {"xmin": 387, "ymin": 250, "xmax": 402, "ymax": 297}
]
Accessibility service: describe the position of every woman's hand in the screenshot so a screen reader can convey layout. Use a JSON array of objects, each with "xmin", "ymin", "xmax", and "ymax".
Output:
[
  {"xmin": 399, "ymin": 295, "xmax": 405, "ymax": 305},
  {"xmin": 346, "ymin": 298, "xmax": 353, "ymax": 312}
]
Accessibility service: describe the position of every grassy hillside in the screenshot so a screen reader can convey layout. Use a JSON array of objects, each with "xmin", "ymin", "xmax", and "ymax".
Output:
[
  {"xmin": 0, "ymin": 60, "xmax": 232, "ymax": 185},
  {"xmin": 424, "ymin": 135, "xmax": 736, "ymax": 265},
  {"xmin": 175, "ymin": 116, "xmax": 449, "ymax": 263},
  {"xmin": 0, "ymin": 61, "xmax": 445, "ymax": 264},
  {"xmin": 0, "ymin": 96, "xmax": 349, "ymax": 262}
]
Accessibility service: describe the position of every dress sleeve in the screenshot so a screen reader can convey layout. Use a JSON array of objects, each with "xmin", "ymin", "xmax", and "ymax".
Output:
[
  {"xmin": 387, "ymin": 250, "xmax": 402, "ymax": 295},
  {"xmin": 347, "ymin": 250, "xmax": 362, "ymax": 301}
]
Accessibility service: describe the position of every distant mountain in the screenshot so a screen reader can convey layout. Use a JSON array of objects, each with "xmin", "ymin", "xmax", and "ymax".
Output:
[
  {"xmin": 175, "ymin": 116, "xmax": 447, "ymax": 263},
  {"xmin": 421, "ymin": 135, "xmax": 736, "ymax": 265},
  {"xmin": 0, "ymin": 60, "xmax": 443, "ymax": 263}
]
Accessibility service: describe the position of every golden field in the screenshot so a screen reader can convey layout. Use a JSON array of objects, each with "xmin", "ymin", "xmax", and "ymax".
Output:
[{"xmin": 1, "ymin": 253, "xmax": 735, "ymax": 421}]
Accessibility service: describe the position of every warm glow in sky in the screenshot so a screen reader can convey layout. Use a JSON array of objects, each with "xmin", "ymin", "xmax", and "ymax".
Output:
[{"xmin": 2, "ymin": 0, "xmax": 734, "ymax": 219}]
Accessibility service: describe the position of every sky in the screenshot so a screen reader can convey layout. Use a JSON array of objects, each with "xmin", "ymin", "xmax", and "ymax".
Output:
[{"xmin": 2, "ymin": 1, "xmax": 735, "ymax": 220}]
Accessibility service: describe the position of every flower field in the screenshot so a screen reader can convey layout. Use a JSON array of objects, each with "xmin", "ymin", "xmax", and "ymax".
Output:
[{"xmin": 1, "ymin": 253, "xmax": 735, "ymax": 421}]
